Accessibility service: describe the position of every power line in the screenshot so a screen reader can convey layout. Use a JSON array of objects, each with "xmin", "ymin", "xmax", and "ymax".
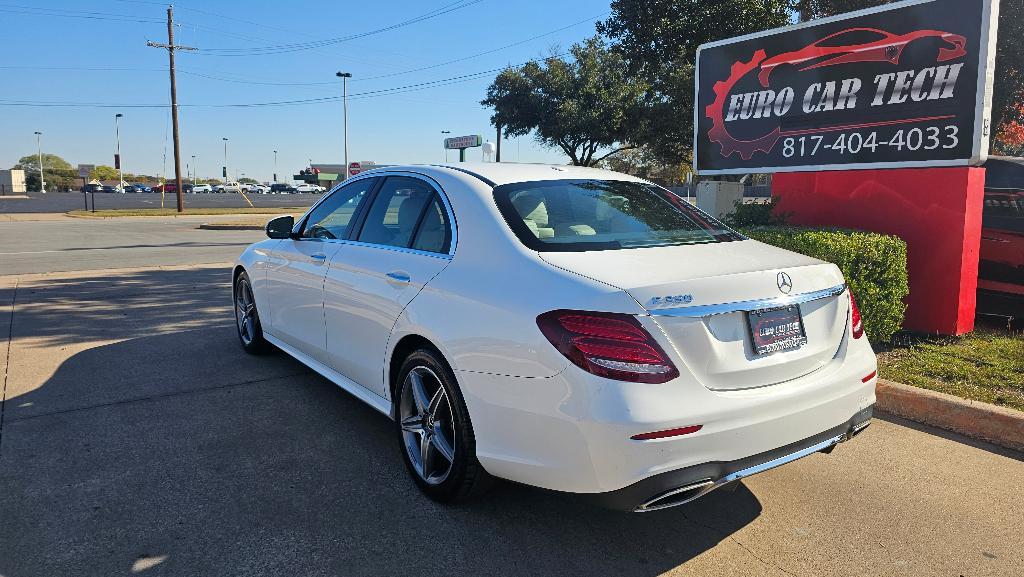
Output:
[
  {"xmin": 0, "ymin": 54, "xmax": 563, "ymax": 109},
  {"xmin": 357, "ymin": 12, "xmax": 607, "ymax": 82},
  {"xmin": 165, "ymin": 12, "xmax": 604, "ymax": 87},
  {"xmin": 197, "ymin": 0, "xmax": 484, "ymax": 56},
  {"xmin": 0, "ymin": 3, "xmax": 163, "ymax": 24},
  {"xmin": 0, "ymin": 65, "xmax": 163, "ymax": 72}
]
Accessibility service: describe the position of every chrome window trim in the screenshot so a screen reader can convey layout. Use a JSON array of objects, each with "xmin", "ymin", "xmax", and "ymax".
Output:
[
  {"xmin": 296, "ymin": 170, "xmax": 458, "ymax": 257},
  {"xmin": 647, "ymin": 283, "xmax": 847, "ymax": 318},
  {"xmin": 319, "ymin": 238, "xmax": 453, "ymax": 260}
]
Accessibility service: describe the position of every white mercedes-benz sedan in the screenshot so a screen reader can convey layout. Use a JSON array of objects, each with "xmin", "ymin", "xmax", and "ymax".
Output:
[{"xmin": 233, "ymin": 163, "xmax": 876, "ymax": 512}]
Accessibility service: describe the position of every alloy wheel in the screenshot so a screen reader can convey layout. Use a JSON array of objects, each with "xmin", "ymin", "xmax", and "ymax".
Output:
[
  {"xmin": 235, "ymin": 278, "xmax": 257, "ymax": 346},
  {"xmin": 399, "ymin": 366, "xmax": 456, "ymax": 485}
]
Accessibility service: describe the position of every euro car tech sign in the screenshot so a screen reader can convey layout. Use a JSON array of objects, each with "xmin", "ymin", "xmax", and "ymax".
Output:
[{"xmin": 694, "ymin": 0, "xmax": 1000, "ymax": 174}]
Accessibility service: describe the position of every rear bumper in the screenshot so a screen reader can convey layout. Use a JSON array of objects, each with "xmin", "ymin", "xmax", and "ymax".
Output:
[
  {"xmin": 587, "ymin": 405, "xmax": 873, "ymax": 512},
  {"xmin": 458, "ymin": 326, "xmax": 877, "ymax": 495}
]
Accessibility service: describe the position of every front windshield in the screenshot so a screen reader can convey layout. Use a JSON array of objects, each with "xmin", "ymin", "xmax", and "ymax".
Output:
[{"xmin": 493, "ymin": 179, "xmax": 743, "ymax": 252}]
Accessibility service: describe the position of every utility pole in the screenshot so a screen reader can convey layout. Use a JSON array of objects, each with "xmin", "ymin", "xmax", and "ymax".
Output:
[
  {"xmin": 34, "ymin": 131, "xmax": 46, "ymax": 193},
  {"xmin": 115, "ymin": 113, "xmax": 124, "ymax": 190},
  {"xmin": 191, "ymin": 154, "xmax": 197, "ymax": 186},
  {"xmin": 273, "ymin": 150, "xmax": 278, "ymax": 183},
  {"xmin": 223, "ymin": 138, "xmax": 229, "ymax": 183},
  {"xmin": 147, "ymin": 6, "xmax": 196, "ymax": 213},
  {"xmin": 336, "ymin": 72, "xmax": 352, "ymax": 180}
]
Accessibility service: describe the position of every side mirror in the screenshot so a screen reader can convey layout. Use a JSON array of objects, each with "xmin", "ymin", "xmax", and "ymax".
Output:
[{"xmin": 266, "ymin": 215, "xmax": 295, "ymax": 239}]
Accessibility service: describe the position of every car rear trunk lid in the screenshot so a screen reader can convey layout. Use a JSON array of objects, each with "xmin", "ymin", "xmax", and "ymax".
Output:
[{"xmin": 539, "ymin": 239, "xmax": 849, "ymax": 390}]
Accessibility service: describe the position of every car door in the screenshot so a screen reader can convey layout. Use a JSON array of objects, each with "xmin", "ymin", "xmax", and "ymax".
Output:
[
  {"xmin": 323, "ymin": 175, "xmax": 455, "ymax": 397},
  {"xmin": 264, "ymin": 177, "xmax": 378, "ymax": 361}
]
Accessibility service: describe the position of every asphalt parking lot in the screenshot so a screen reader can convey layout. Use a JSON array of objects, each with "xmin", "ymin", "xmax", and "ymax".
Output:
[
  {"xmin": 0, "ymin": 191, "xmax": 319, "ymax": 213},
  {"xmin": 1, "ymin": 220, "xmax": 1022, "ymax": 576}
]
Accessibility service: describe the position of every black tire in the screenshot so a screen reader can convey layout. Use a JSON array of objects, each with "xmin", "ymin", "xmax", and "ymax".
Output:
[
  {"xmin": 234, "ymin": 271, "xmax": 272, "ymax": 355},
  {"xmin": 395, "ymin": 348, "xmax": 492, "ymax": 502}
]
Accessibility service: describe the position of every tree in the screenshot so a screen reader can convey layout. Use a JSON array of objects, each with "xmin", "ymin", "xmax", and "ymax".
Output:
[
  {"xmin": 600, "ymin": 147, "xmax": 690, "ymax": 185},
  {"xmin": 994, "ymin": 103, "xmax": 1024, "ymax": 156},
  {"xmin": 481, "ymin": 37, "xmax": 648, "ymax": 166},
  {"xmin": 15, "ymin": 153, "xmax": 76, "ymax": 191},
  {"xmin": 16, "ymin": 152, "xmax": 72, "ymax": 175},
  {"xmin": 597, "ymin": 0, "xmax": 791, "ymax": 165},
  {"xmin": 238, "ymin": 177, "xmax": 258, "ymax": 184},
  {"xmin": 90, "ymin": 165, "xmax": 118, "ymax": 181}
]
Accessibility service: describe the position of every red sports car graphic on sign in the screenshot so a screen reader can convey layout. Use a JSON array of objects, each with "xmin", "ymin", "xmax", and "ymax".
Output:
[{"xmin": 757, "ymin": 27, "xmax": 967, "ymax": 87}]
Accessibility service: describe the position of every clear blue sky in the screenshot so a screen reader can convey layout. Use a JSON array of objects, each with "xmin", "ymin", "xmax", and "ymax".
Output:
[{"xmin": 0, "ymin": 0, "xmax": 609, "ymax": 182}]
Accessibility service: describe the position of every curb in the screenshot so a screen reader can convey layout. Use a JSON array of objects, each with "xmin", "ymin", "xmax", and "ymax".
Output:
[
  {"xmin": 876, "ymin": 378, "xmax": 1024, "ymax": 452},
  {"xmin": 198, "ymin": 223, "xmax": 265, "ymax": 230}
]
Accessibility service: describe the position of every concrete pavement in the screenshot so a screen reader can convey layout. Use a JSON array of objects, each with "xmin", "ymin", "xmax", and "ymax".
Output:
[
  {"xmin": 0, "ymin": 215, "xmax": 270, "ymax": 275},
  {"xmin": 0, "ymin": 263, "xmax": 1021, "ymax": 576}
]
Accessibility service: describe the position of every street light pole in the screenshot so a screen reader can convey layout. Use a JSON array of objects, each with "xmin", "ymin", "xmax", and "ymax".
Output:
[
  {"xmin": 115, "ymin": 113, "xmax": 124, "ymax": 190},
  {"xmin": 191, "ymin": 154, "xmax": 197, "ymax": 186},
  {"xmin": 273, "ymin": 150, "xmax": 278, "ymax": 183},
  {"xmin": 441, "ymin": 130, "xmax": 450, "ymax": 162},
  {"xmin": 222, "ymin": 137, "xmax": 229, "ymax": 184},
  {"xmin": 336, "ymin": 72, "xmax": 352, "ymax": 180},
  {"xmin": 34, "ymin": 131, "xmax": 46, "ymax": 193}
]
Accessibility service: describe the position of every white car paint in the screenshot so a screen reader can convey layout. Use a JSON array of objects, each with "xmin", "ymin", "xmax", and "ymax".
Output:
[
  {"xmin": 235, "ymin": 163, "xmax": 876, "ymax": 510},
  {"xmin": 295, "ymin": 183, "xmax": 324, "ymax": 193}
]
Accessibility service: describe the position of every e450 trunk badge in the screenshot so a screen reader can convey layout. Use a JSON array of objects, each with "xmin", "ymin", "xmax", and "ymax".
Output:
[{"xmin": 648, "ymin": 294, "xmax": 694, "ymax": 308}]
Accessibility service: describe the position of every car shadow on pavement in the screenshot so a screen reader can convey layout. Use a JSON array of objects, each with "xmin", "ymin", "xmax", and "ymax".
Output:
[
  {"xmin": 5, "ymin": 266, "xmax": 236, "ymax": 350},
  {"xmin": 0, "ymin": 328, "xmax": 763, "ymax": 576}
]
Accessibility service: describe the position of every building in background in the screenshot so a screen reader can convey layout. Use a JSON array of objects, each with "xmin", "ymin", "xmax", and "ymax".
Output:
[{"xmin": 0, "ymin": 169, "xmax": 27, "ymax": 195}]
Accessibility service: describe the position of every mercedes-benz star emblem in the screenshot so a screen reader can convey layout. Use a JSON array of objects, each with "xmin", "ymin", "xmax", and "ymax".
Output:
[{"xmin": 777, "ymin": 271, "xmax": 793, "ymax": 294}]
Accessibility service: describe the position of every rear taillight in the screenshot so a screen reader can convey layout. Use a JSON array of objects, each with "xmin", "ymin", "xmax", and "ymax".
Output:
[
  {"xmin": 849, "ymin": 291, "xmax": 864, "ymax": 339},
  {"xmin": 537, "ymin": 310, "xmax": 680, "ymax": 384}
]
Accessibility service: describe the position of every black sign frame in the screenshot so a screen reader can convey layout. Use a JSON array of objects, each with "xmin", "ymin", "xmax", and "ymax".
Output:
[{"xmin": 693, "ymin": 0, "xmax": 1000, "ymax": 175}]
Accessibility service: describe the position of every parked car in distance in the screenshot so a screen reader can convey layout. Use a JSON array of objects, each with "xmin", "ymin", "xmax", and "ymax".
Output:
[
  {"xmin": 101, "ymin": 185, "xmax": 121, "ymax": 193},
  {"xmin": 216, "ymin": 181, "xmax": 242, "ymax": 194},
  {"xmin": 234, "ymin": 164, "xmax": 876, "ymax": 511},
  {"xmin": 249, "ymin": 183, "xmax": 269, "ymax": 194},
  {"xmin": 270, "ymin": 183, "xmax": 297, "ymax": 194},
  {"xmin": 154, "ymin": 182, "xmax": 193, "ymax": 194},
  {"xmin": 80, "ymin": 183, "xmax": 104, "ymax": 194},
  {"xmin": 978, "ymin": 156, "xmax": 1024, "ymax": 315},
  {"xmin": 123, "ymin": 183, "xmax": 152, "ymax": 193},
  {"xmin": 295, "ymin": 183, "xmax": 324, "ymax": 193},
  {"xmin": 192, "ymin": 184, "xmax": 213, "ymax": 193}
]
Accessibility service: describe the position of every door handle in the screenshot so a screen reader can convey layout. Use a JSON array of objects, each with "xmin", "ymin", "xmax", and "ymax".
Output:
[{"xmin": 386, "ymin": 271, "xmax": 411, "ymax": 283}]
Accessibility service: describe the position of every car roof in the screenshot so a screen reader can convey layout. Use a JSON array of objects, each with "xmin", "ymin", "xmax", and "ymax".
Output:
[{"xmin": 358, "ymin": 162, "xmax": 647, "ymax": 188}]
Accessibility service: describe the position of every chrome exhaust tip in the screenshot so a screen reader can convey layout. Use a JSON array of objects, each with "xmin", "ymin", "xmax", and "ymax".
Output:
[{"xmin": 634, "ymin": 480, "xmax": 715, "ymax": 512}]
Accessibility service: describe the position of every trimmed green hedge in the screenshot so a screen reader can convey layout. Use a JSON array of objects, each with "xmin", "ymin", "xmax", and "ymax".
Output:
[{"xmin": 742, "ymin": 226, "xmax": 909, "ymax": 344}]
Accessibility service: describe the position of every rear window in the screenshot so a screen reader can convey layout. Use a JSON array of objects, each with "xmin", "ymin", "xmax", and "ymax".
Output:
[{"xmin": 493, "ymin": 179, "xmax": 743, "ymax": 252}]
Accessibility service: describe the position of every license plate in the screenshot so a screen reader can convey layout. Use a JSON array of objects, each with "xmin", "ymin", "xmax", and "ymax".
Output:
[{"xmin": 746, "ymin": 305, "xmax": 807, "ymax": 355}]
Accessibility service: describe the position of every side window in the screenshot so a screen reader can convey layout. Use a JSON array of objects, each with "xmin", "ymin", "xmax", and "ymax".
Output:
[
  {"xmin": 411, "ymin": 194, "xmax": 451, "ymax": 253},
  {"xmin": 302, "ymin": 178, "xmax": 377, "ymax": 239},
  {"xmin": 357, "ymin": 177, "xmax": 438, "ymax": 249}
]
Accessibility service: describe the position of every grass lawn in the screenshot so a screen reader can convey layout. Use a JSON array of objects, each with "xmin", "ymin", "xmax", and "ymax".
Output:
[
  {"xmin": 877, "ymin": 327, "xmax": 1024, "ymax": 412},
  {"xmin": 68, "ymin": 207, "xmax": 306, "ymax": 217}
]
